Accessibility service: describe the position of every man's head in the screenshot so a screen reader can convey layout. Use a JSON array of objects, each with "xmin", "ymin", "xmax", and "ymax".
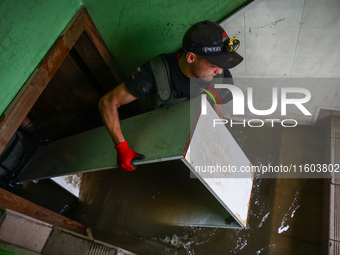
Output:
[
  {"xmin": 182, "ymin": 51, "xmax": 224, "ymax": 81},
  {"xmin": 182, "ymin": 20, "xmax": 243, "ymax": 72}
]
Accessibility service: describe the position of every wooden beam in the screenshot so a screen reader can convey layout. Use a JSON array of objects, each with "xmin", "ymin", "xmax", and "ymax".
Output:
[
  {"xmin": 83, "ymin": 8, "xmax": 126, "ymax": 85},
  {"xmin": 73, "ymin": 33, "xmax": 117, "ymax": 93},
  {"xmin": 0, "ymin": 7, "xmax": 85, "ymax": 154},
  {"xmin": 0, "ymin": 6, "xmax": 124, "ymax": 154},
  {"xmin": 0, "ymin": 188, "xmax": 86, "ymax": 234}
]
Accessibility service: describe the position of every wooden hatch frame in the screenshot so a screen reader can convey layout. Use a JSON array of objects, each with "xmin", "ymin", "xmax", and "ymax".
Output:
[
  {"xmin": 0, "ymin": 6, "xmax": 125, "ymax": 233},
  {"xmin": 0, "ymin": 6, "xmax": 125, "ymax": 154}
]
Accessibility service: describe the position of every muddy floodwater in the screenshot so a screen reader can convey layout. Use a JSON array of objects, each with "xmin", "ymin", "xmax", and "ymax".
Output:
[{"xmin": 70, "ymin": 123, "xmax": 326, "ymax": 254}]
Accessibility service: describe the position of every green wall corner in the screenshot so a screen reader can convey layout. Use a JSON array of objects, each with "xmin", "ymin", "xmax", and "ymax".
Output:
[
  {"xmin": 0, "ymin": 0, "xmax": 81, "ymax": 117},
  {"xmin": 0, "ymin": 0, "xmax": 249, "ymax": 118},
  {"xmin": 82, "ymin": 0, "xmax": 250, "ymax": 76}
]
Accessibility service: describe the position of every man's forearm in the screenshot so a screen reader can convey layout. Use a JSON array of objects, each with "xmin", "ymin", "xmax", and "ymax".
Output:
[
  {"xmin": 213, "ymin": 103, "xmax": 223, "ymax": 119},
  {"xmin": 98, "ymin": 85, "xmax": 144, "ymax": 171},
  {"xmin": 98, "ymin": 97, "xmax": 125, "ymax": 145},
  {"xmin": 98, "ymin": 83, "xmax": 138, "ymax": 146}
]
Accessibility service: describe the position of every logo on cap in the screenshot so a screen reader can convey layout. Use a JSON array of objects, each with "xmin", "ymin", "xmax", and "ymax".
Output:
[
  {"xmin": 202, "ymin": 46, "xmax": 222, "ymax": 53},
  {"xmin": 222, "ymin": 32, "xmax": 228, "ymax": 42}
]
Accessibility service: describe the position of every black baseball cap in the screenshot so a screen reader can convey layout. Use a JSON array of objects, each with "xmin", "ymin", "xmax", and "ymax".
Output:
[{"xmin": 182, "ymin": 20, "xmax": 243, "ymax": 69}]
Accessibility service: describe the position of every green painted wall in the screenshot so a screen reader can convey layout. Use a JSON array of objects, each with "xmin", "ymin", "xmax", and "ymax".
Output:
[
  {"xmin": 82, "ymin": 0, "xmax": 249, "ymax": 76},
  {"xmin": 0, "ymin": 0, "xmax": 80, "ymax": 117},
  {"xmin": 0, "ymin": 0, "xmax": 248, "ymax": 118}
]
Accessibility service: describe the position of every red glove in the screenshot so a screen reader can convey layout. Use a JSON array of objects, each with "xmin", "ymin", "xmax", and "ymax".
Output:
[{"xmin": 115, "ymin": 141, "xmax": 145, "ymax": 171}]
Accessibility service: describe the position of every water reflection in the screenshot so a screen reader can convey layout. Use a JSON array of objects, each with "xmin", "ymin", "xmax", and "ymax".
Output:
[{"xmin": 72, "ymin": 124, "xmax": 325, "ymax": 254}]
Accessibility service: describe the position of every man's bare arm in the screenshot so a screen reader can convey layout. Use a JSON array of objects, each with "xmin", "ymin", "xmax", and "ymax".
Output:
[
  {"xmin": 213, "ymin": 103, "xmax": 223, "ymax": 119},
  {"xmin": 98, "ymin": 83, "xmax": 137, "ymax": 145}
]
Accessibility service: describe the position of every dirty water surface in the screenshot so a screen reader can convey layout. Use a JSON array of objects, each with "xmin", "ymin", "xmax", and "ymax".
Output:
[{"xmin": 70, "ymin": 124, "xmax": 325, "ymax": 255}]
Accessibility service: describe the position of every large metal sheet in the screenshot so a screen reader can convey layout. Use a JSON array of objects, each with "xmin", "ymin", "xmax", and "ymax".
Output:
[
  {"xmin": 17, "ymin": 102, "xmax": 191, "ymax": 181},
  {"xmin": 78, "ymin": 160, "xmax": 240, "ymax": 229},
  {"xmin": 185, "ymin": 101, "xmax": 254, "ymax": 227},
  {"xmin": 17, "ymin": 100, "xmax": 254, "ymax": 228}
]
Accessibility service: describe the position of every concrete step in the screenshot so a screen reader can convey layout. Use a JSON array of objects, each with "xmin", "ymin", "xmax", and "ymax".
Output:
[{"xmin": 0, "ymin": 208, "xmax": 135, "ymax": 255}]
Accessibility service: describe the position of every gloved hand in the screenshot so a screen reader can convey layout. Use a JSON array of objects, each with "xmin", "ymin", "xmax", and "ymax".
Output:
[{"xmin": 115, "ymin": 141, "xmax": 145, "ymax": 171}]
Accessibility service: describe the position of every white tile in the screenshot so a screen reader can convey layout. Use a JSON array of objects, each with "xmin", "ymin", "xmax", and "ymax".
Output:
[
  {"xmin": 289, "ymin": 78, "xmax": 340, "ymax": 117},
  {"xmin": 245, "ymin": 0, "xmax": 305, "ymax": 29},
  {"xmin": 292, "ymin": 28, "xmax": 340, "ymax": 78},
  {"xmin": 219, "ymin": 0, "xmax": 340, "ymax": 124},
  {"xmin": 222, "ymin": 12, "xmax": 244, "ymax": 29},
  {"xmin": 232, "ymin": 78, "xmax": 285, "ymax": 118},
  {"xmin": 302, "ymin": 0, "xmax": 340, "ymax": 28},
  {"xmin": 331, "ymin": 85, "xmax": 340, "ymax": 108},
  {"xmin": 245, "ymin": 27, "xmax": 299, "ymax": 77},
  {"xmin": 223, "ymin": 78, "xmax": 340, "ymax": 125}
]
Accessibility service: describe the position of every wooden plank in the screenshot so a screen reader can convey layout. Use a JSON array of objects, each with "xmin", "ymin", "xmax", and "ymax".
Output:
[
  {"xmin": 83, "ymin": 8, "xmax": 126, "ymax": 85},
  {"xmin": 30, "ymin": 53, "xmax": 101, "ymax": 115},
  {"xmin": 51, "ymin": 53, "xmax": 101, "ymax": 109},
  {"xmin": 0, "ymin": 188, "xmax": 86, "ymax": 234},
  {"xmin": 0, "ymin": 6, "xmax": 125, "ymax": 154},
  {"xmin": 0, "ymin": 7, "xmax": 86, "ymax": 154},
  {"xmin": 30, "ymin": 74, "xmax": 83, "ymax": 115},
  {"xmin": 74, "ymin": 32, "xmax": 118, "ymax": 93},
  {"xmin": 28, "ymin": 51, "xmax": 106, "ymax": 140}
]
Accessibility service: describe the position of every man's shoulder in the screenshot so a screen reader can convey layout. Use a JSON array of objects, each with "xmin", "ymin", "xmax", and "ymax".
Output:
[{"xmin": 151, "ymin": 53, "xmax": 178, "ymax": 66}]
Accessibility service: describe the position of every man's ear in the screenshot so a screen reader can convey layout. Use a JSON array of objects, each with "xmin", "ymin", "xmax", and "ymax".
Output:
[{"xmin": 186, "ymin": 52, "xmax": 197, "ymax": 64}]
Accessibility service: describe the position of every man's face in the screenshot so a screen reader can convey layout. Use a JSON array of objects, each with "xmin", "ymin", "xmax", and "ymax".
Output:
[{"xmin": 191, "ymin": 56, "xmax": 223, "ymax": 81}]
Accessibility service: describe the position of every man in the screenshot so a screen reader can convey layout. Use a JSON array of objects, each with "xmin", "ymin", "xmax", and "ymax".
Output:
[{"xmin": 98, "ymin": 20, "xmax": 243, "ymax": 171}]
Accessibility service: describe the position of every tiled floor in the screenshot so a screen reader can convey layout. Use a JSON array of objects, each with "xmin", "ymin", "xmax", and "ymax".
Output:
[
  {"xmin": 269, "ymin": 179, "xmax": 322, "ymax": 254},
  {"xmin": 266, "ymin": 123, "xmax": 325, "ymax": 254}
]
